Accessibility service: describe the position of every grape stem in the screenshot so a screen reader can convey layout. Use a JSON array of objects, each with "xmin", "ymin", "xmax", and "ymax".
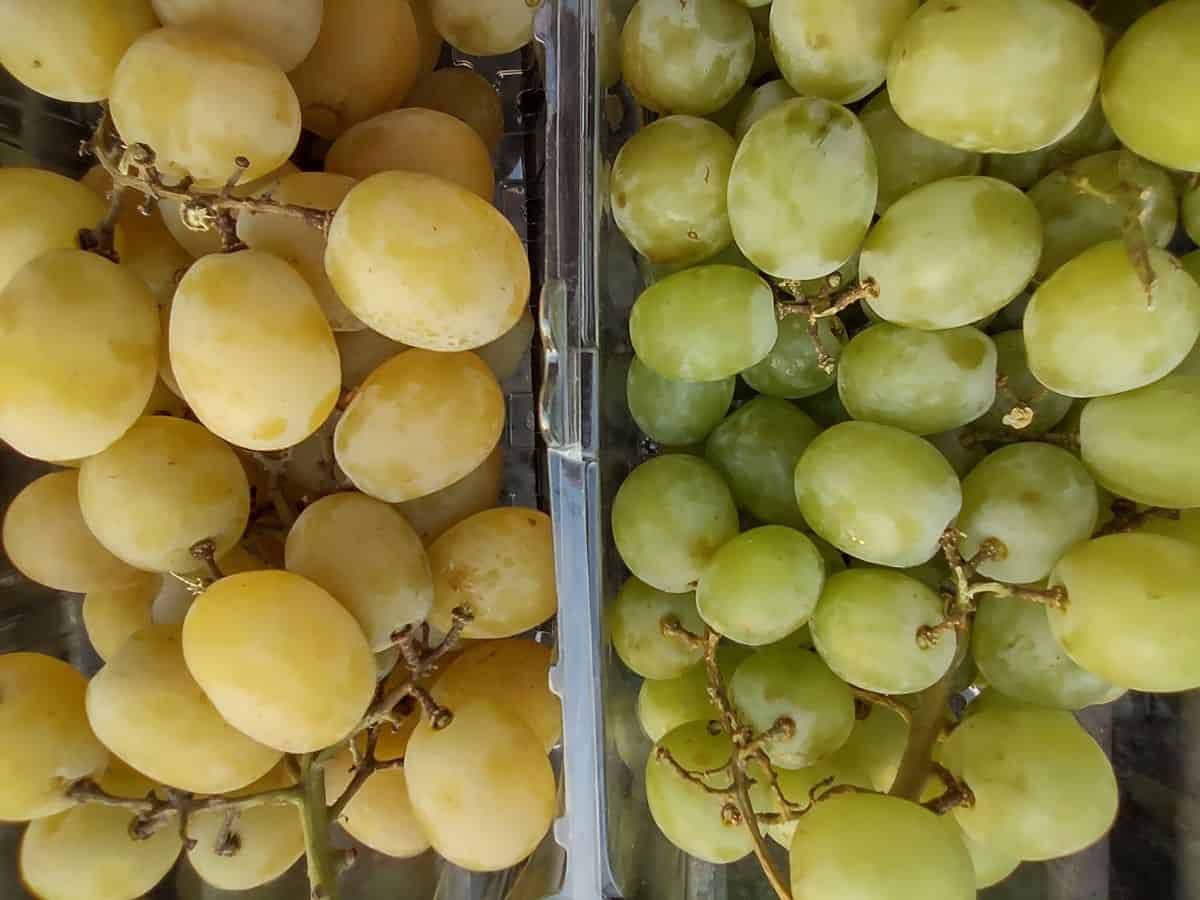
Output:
[
  {"xmin": 959, "ymin": 427, "xmax": 1079, "ymax": 451},
  {"xmin": 920, "ymin": 763, "xmax": 975, "ymax": 816},
  {"xmin": 1096, "ymin": 497, "xmax": 1181, "ymax": 537},
  {"xmin": 773, "ymin": 276, "xmax": 880, "ymax": 375},
  {"xmin": 77, "ymin": 178, "xmax": 126, "ymax": 263},
  {"xmin": 297, "ymin": 752, "xmax": 339, "ymax": 900},
  {"xmin": 849, "ymin": 687, "xmax": 913, "ymax": 726}
]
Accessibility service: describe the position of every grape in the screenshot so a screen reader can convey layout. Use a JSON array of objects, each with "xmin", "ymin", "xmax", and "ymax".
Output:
[
  {"xmin": 728, "ymin": 98, "xmax": 876, "ymax": 280},
  {"xmin": 0, "ymin": 0, "xmax": 157, "ymax": 103},
  {"xmin": 237, "ymin": 172, "xmax": 364, "ymax": 332},
  {"xmin": 431, "ymin": 638, "xmax": 562, "ymax": 751},
  {"xmin": 1048, "ymin": 532, "xmax": 1200, "ymax": 692},
  {"xmin": 794, "ymin": 421, "xmax": 961, "ymax": 567},
  {"xmin": 78, "ymin": 416, "xmax": 250, "ymax": 572},
  {"xmin": 741, "ymin": 315, "xmax": 846, "ymax": 400},
  {"xmin": 621, "ymin": 0, "xmax": 754, "ymax": 116},
  {"xmin": 733, "ymin": 79, "xmax": 797, "ymax": 141},
  {"xmin": 285, "ymin": 492, "xmax": 434, "ymax": 651},
  {"xmin": 612, "ymin": 454, "xmax": 739, "ymax": 593},
  {"xmin": 20, "ymin": 802, "xmax": 182, "ymax": 900},
  {"xmin": 1025, "ymin": 241, "xmax": 1200, "ymax": 397},
  {"xmin": 926, "ymin": 428, "xmax": 986, "ymax": 479},
  {"xmin": 406, "ymin": 698, "xmax": 555, "ymax": 871},
  {"xmin": 646, "ymin": 721, "xmax": 753, "ymax": 863},
  {"xmin": 886, "ymin": 0, "xmax": 1104, "ymax": 154},
  {"xmin": 939, "ymin": 702, "xmax": 1118, "ymax": 861},
  {"xmin": 611, "ymin": 577, "xmax": 706, "ymax": 679},
  {"xmin": 430, "ymin": 0, "xmax": 536, "ymax": 56},
  {"xmin": 630, "ymin": 265, "xmax": 777, "ymax": 381},
  {"xmin": 958, "ymin": 825, "xmax": 1020, "ymax": 890},
  {"xmin": 770, "ymin": 0, "xmax": 917, "ymax": 103},
  {"xmin": 834, "ymin": 706, "xmax": 909, "ymax": 792},
  {"xmin": 427, "ymin": 506, "xmax": 557, "ymax": 639},
  {"xmin": 983, "ymin": 95, "xmax": 1117, "ymax": 191},
  {"xmin": 335, "ymin": 329, "xmax": 406, "ymax": 389},
  {"xmin": 1139, "ymin": 508, "xmax": 1200, "ymax": 549},
  {"xmin": 1184, "ymin": 181, "xmax": 1199, "ymax": 246},
  {"xmin": 3, "ymin": 471, "xmax": 139, "ymax": 593},
  {"xmin": 408, "ymin": 0, "xmax": 444, "ymax": 75},
  {"xmin": 860, "ymin": 176, "xmax": 1042, "ymax": 330},
  {"xmin": 151, "ymin": 0, "xmax": 321, "ymax": 72},
  {"xmin": 82, "ymin": 571, "xmax": 160, "ymax": 661},
  {"xmin": 973, "ymin": 595, "xmax": 1123, "ymax": 711},
  {"xmin": 626, "ymin": 357, "xmax": 734, "ymax": 446},
  {"xmin": 1028, "ymin": 151, "xmax": 1178, "ymax": 279},
  {"xmin": 1185, "ymin": 249, "xmax": 1200, "ymax": 286},
  {"xmin": 636, "ymin": 645, "xmax": 752, "ymax": 742},
  {"xmin": 749, "ymin": 755, "xmax": 873, "ymax": 848},
  {"xmin": 859, "ymin": 90, "xmax": 982, "ymax": 214},
  {"xmin": 850, "ymin": 556, "xmax": 949, "ymax": 593},
  {"xmin": 288, "ymin": 0, "xmax": 420, "ymax": 139},
  {"xmin": 789, "ymin": 793, "xmax": 975, "ymax": 900},
  {"xmin": 396, "ymin": 444, "xmax": 504, "ymax": 544},
  {"xmin": 973, "ymin": 330, "xmax": 1072, "ymax": 434},
  {"xmin": 705, "ymin": 83, "xmax": 755, "ymax": 136},
  {"xmin": 403, "ymin": 66, "xmax": 506, "ymax": 156},
  {"xmin": 0, "ymin": 654, "xmax": 108, "ymax": 821},
  {"xmin": 1101, "ymin": 1, "xmax": 1200, "ymax": 171},
  {"xmin": 325, "ymin": 171, "xmax": 530, "ymax": 350},
  {"xmin": 958, "ymin": 443, "xmax": 1098, "ymax": 584},
  {"xmin": 150, "ymin": 545, "xmax": 265, "ymax": 626},
  {"xmin": 171, "ymin": 250, "xmax": 340, "ymax": 451},
  {"xmin": 610, "ymin": 116, "xmax": 736, "ymax": 265},
  {"xmin": 475, "ymin": 305, "xmax": 535, "ymax": 383},
  {"xmin": 0, "ymin": 249, "xmax": 158, "ymax": 462}
]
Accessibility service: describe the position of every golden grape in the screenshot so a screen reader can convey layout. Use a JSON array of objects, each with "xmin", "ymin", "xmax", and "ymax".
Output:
[
  {"xmin": 396, "ymin": 443, "xmax": 504, "ymax": 543},
  {"xmin": 151, "ymin": 0, "xmax": 323, "ymax": 71},
  {"xmin": 404, "ymin": 66, "xmax": 506, "ymax": 155},
  {"xmin": 82, "ymin": 571, "xmax": 160, "ymax": 661}
]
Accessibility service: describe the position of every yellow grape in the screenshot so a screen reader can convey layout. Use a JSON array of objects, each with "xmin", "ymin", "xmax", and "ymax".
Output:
[
  {"xmin": 289, "ymin": 0, "xmax": 421, "ymax": 139},
  {"xmin": 78, "ymin": 416, "xmax": 250, "ymax": 573},
  {"xmin": 236, "ymin": 172, "xmax": 364, "ymax": 332},
  {"xmin": 110, "ymin": 27, "xmax": 301, "ymax": 186},
  {"xmin": 82, "ymin": 571, "xmax": 160, "ymax": 661},
  {"xmin": 325, "ymin": 171, "xmax": 530, "ymax": 350},
  {"xmin": 3, "ymin": 470, "xmax": 140, "ymax": 593},
  {"xmin": 431, "ymin": 0, "xmax": 536, "ymax": 56},
  {"xmin": 396, "ymin": 443, "xmax": 504, "ymax": 543},
  {"xmin": 0, "ymin": 249, "xmax": 158, "ymax": 462},
  {"xmin": 325, "ymin": 109, "xmax": 495, "ymax": 201},
  {"xmin": 428, "ymin": 507, "xmax": 557, "ymax": 639},
  {"xmin": 408, "ymin": 0, "xmax": 445, "ymax": 76},
  {"xmin": 0, "ymin": 653, "xmax": 108, "ymax": 821},
  {"xmin": 150, "ymin": 545, "xmax": 266, "ymax": 626},
  {"xmin": 335, "ymin": 328, "xmax": 406, "ymax": 389},
  {"xmin": 405, "ymin": 698, "xmax": 555, "ymax": 872},
  {"xmin": 404, "ymin": 66, "xmax": 506, "ymax": 156},
  {"xmin": 171, "ymin": 250, "xmax": 340, "ymax": 451},
  {"xmin": 182, "ymin": 571, "xmax": 376, "ymax": 752},
  {"xmin": 475, "ymin": 306, "xmax": 535, "ymax": 383},
  {"xmin": 334, "ymin": 350, "xmax": 504, "ymax": 502},
  {"xmin": 0, "ymin": 0, "xmax": 157, "ymax": 102},
  {"xmin": 151, "ymin": 0, "xmax": 323, "ymax": 72}
]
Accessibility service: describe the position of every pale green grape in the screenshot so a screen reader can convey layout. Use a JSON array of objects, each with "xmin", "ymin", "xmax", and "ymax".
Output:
[
  {"xmin": 860, "ymin": 176, "xmax": 1042, "ymax": 330},
  {"xmin": 741, "ymin": 315, "xmax": 846, "ymax": 401},
  {"xmin": 1048, "ymin": 532, "xmax": 1200, "ymax": 692},
  {"xmin": 1024, "ymin": 241, "xmax": 1200, "ymax": 397},
  {"xmin": 1184, "ymin": 181, "xmax": 1199, "ymax": 245},
  {"xmin": 958, "ymin": 443, "xmax": 1098, "ymax": 584},
  {"xmin": 429, "ymin": 0, "xmax": 535, "ymax": 56},
  {"xmin": 628, "ymin": 265, "xmax": 777, "ymax": 381},
  {"xmin": 769, "ymin": 0, "xmax": 917, "ymax": 103},
  {"xmin": 926, "ymin": 428, "xmax": 986, "ymax": 478},
  {"xmin": 1029, "ymin": 151, "xmax": 1178, "ymax": 279},
  {"xmin": 728, "ymin": 98, "xmax": 877, "ymax": 279},
  {"xmin": 748, "ymin": 755, "xmax": 873, "ymax": 848},
  {"xmin": 611, "ymin": 116, "xmax": 736, "ymax": 265},
  {"xmin": 974, "ymin": 330, "xmax": 1072, "ymax": 433},
  {"xmin": 811, "ymin": 568, "xmax": 956, "ymax": 694},
  {"xmin": 939, "ymin": 702, "xmax": 1118, "ymax": 860},
  {"xmin": 794, "ymin": 421, "xmax": 962, "ymax": 567},
  {"xmin": 636, "ymin": 645, "xmax": 752, "ymax": 742},
  {"xmin": 834, "ymin": 706, "xmax": 909, "ymax": 792},
  {"xmin": 733, "ymin": 79, "xmax": 797, "ymax": 141},
  {"xmin": 984, "ymin": 95, "xmax": 1117, "ymax": 190},
  {"xmin": 613, "ymin": 455, "xmax": 739, "ymax": 592},
  {"xmin": 696, "ymin": 526, "xmax": 825, "ymax": 646},
  {"xmin": 797, "ymin": 386, "xmax": 851, "ymax": 427},
  {"xmin": 1101, "ymin": 1, "xmax": 1200, "ymax": 171},
  {"xmin": 1140, "ymin": 508, "xmax": 1200, "ymax": 548},
  {"xmin": 886, "ymin": 0, "xmax": 1104, "ymax": 153},
  {"xmin": 621, "ymin": 0, "xmax": 755, "ymax": 115},
  {"xmin": 973, "ymin": 595, "xmax": 1124, "ymax": 710},
  {"xmin": 837, "ymin": 324, "xmax": 997, "ymax": 435},
  {"xmin": 611, "ymin": 577, "xmax": 706, "ymax": 679},
  {"xmin": 626, "ymin": 358, "xmax": 734, "ymax": 446},
  {"xmin": 704, "ymin": 397, "xmax": 822, "ymax": 528}
]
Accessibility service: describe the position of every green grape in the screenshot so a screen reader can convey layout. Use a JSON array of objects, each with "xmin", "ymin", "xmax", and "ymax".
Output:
[
  {"xmin": 748, "ymin": 755, "xmax": 873, "ymax": 848},
  {"xmin": 646, "ymin": 721, "xmax": 754, "ymax": 863},
  {"xmin": 728, "ymin": 98, "xmax": 877, "ymax": 280},
  {"xmin": 1139, "ymin": 508, "xmax": 1200, "ymax": 548},
  {"xmin": 926, "ymin": 428, "xmax": 986, "ymax": 479},
  {"xmin": 610, "ymin": 116, "xmax": 736, "ymax": 265},
  {"xmin": 704, "ymin": 397, "xmax": 822, "ymax": 527},
  {"xmin": 789, "ymin": 793, "xmax": 975, "ymax": 900},
  {"xmin": 1101, "ymin": 1, "xmax": 1200, "ymax": 171},
  {"xmin": 636, "ymin": 644, "xmax": 753, "ymax": 742},
  {"xmin": 611, "ymin": 577, "xmax": 705, "ymax": 679},
  {"xmin": 621, "ymin": 0, "xmax": 755, "ymax": 116},
  {"xmin": 1029, "ymin": 151, "xmax": 1178, "ymax": 279},
  {"xmin": 958, "ymin": 443, "xmax": 1098, "ymax": 584},
  {"xmin": 837, "ymin": 324, "xmax": 997, "ymax": 435},
  {"xmin": 741, "ymin": 315, "xmax": 846, "ymax": 400},
  {"xmin": 958, "ymin": 825, "xmax": 1020, "ymax": 890},
  {"xmin": 974, "ymin": 330, "xmax": 1072, "ymax": 434},
  {"xmin": 973, "ymin": 595, "xmax": 1124, "ymax": 710},
  {"xmin": 629, "ymin": 265, "xmax": 777, "ymax": 381},
  {"xmin": 1048, "ymin": 532, "xmax": 1200, "ymax": 692},
  {"xmin": 1080, "ymin": 375, "xmax": 1200, "ymax": 508},
  {"xmin": 1024, "ymin": 241, "xmax": 1200, "ymax": 397},
  {"xmin": 886, "ymin": 0, "xmax": 1104, "ymax": 154},
  {"xmin": 848, "ymin": 557, "xmax": 948, "ymax": 594},
  {"xmin": 811, "ymin": 568, "xmax": 956, "ymax": 694},
  {"xmin": 733, "ymin": 79, "xmax": 797, "ymax": 141},
  {"xmin": 794, "ymin": 421, "xmax": 962, "ymax": 567},
  {"xmin": 834, "ymin": 705, "xmax": 909, "ymax": 792},
  {"xmin": 696, "ymin": 526, "xmax": 825, "ymax": 646},
  {"xmin": 1185, "ymin": 249, "xmax": 1200, "ymax": 286},
  {"xmin": 860, "ymin": 176, "xmax": 1042, "ymax": 330},
  {"xmin": 626, "ymin": 357, "xmax": 734, "ymax": 445},
  {"xmin": 859, "ymin": 90, "xmax": 982, "ymax": 214},
  {"xmin": 704, "ymin": 83, "xmax": 754, "ymax": 135},
  {"xmin": 1184, "ymin": 181, "xmax": 1199, "ymax": 246},
  {"xmin": 797, "ymin": 385, "xmax": 851, "ymax": 427},
  {"xmin": 729, "ymin": 646, "xmax": 855, "ymax": 767},
  {"xmin": 983, "ymin": 95, "xmax": 1117, "ymax": 190},
  {"xmin": 612, "ymin": 454, "xmax": 740, "ymax": 592},
  {"xmin": 939, "ymin": 702, "xmax": 1118, "ymax": 861}
]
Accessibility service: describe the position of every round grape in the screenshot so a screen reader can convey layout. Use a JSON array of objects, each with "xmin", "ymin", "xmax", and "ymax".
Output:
[{"xmin": 611, "ymin": 577, "xmax": 706, "ymax": 679}]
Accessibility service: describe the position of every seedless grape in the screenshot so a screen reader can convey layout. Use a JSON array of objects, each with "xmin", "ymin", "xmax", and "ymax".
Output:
[
  {"xmin": 395, "ymin": 444, "xmax": 504, "ymax": 544},
  {"xmin": 610, "ymin": 577, "xmax": 706, "ymax": 679},
  {"xmin": 82, "ymin": 571, "xmax": 160, "ymax": 661},
  {"xmin": 626, "ymin": 357, "xmax": 734, "ymax": 446},
  {"xmin": 431, "ymin": 0, "xmax": 537, "ymax": 56},
  {"xmin": 403, "ymin": 66, "xmax": 506, "ymax": 156},
  {"xmin": 974, "ymin": 330, "xmax": 1072, "ymax": 433},
  {"xmin": 733, "ymin": 79, "xmax": 797, "ymax": 141},
  {"xmin": 150, "ymin": 0, "xmax": 322, "ymax": 71}
]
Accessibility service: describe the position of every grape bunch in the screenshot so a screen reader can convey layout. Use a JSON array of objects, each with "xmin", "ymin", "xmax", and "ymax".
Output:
[
  {"xmin": 609, "ymin": 0, "xmax": 1200, "ymax": 897},
  {"xmin": 0, "ymin": 2, "xmax": 557, "ymax": 899}
]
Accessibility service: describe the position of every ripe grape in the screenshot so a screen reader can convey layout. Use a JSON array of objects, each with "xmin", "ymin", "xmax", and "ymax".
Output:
[
  {"xmin": 733, "ymin": 79, "xmax": 797, "ymax": 141},
  {"xmin": 151, "ymin": 0, "xmax": 323, "ymax": 72},
  {"xmin": 741, "ymin": 315, "xmax": 845, "ymax": 401},
  {"xmin": 925, "ymin": 428, "xmax": 986, "ymax": 478},
  {"xmin": 973, "ymin": 330, "xmax": 1072, "ymax": 434},
  {"xmin": 335, "ymin": 328, "xmax": 406, "ymax": 389},
  {"xmin": 408, "ymin": 0, "xmax": 444, "ymax": 75},
  {"xmin": 957, "ymin": 824, "xmax": 1020, "ymax": 890},
  {"xmin": 150, "ymin": 545, "xmax": 265, "ymax": 625},
  {"xmin": 626, "ymin": 357, "xmax": 734, "ymax": 446},
  {"xmin": 403, "ymin": 66, "xmax": 506, "ymax": 156},
  {"xmin": 395, "ymin": 444, "xmax": 504, "ymax": 544},
  {"xmin": 82, "ymin": 571, "xmax": 160, "ymax": 661},
  {"xmin": 984, "ymin": 95, "xmax": 1117, "ymax": 190},
  {"xmin": 475, "ymin": 306, "xmax": 535, "ymax": 383},
  {"xmin": 1139, "ymin": 508, "xmax": 1200, "ymax": 549},
  {"xmin": 610, "ymin": 577, "xmax": 706, "ymax": 679},
  {"xmin": 1184, "ymin": 180, "xmax": 1199, "ymax": 246},
  {"xmin": 430, "ymin": 0, "xmax": 537, "ymax": 56},
  {"xmin": 636, "ymin": 645, "xmax": 752, "ymax": 742},
  {"xmin": 749, "ymin": 755, "xmax": 872, "ymax": 848},
  {"xmin": 705, "ymin": 83, "xmax": 754, "ymax": 136},
  {"xmin": 834, "ymin": 705, "xmax": 909, "ymax": 792}
]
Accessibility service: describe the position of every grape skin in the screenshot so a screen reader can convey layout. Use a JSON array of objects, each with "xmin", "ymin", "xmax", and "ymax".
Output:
[
  {"xmin": 740, "ymin": 315, "xmax": 846, "ymax": 400},
  {"xmin": 150, "ymin": 0, "xmax": 322, "ymax": 72},
  {"xmin": 627, "ymin": 357, "xmax": 734, "ymax": 446},
  {"xmin": 430, "ymin": 0, "xmax": 538, "ymax": 57},
  {"xmin": 403, "ymin": 66, "xmax": 506, "ymax": 156},
  {"xmin": 733, "ymin": 79, "xmax": 798, "ymax": 141},
  {"xmin": 973, "ymin": 330, "xmax": 1072, "ymax": 434},
  {"xmin": 82, "ymin": 571, "xmax": 160, "ymax": 661},
  {"xmin": 611, "ymin": 577, "xmax": 706, "ymax": 679}
]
